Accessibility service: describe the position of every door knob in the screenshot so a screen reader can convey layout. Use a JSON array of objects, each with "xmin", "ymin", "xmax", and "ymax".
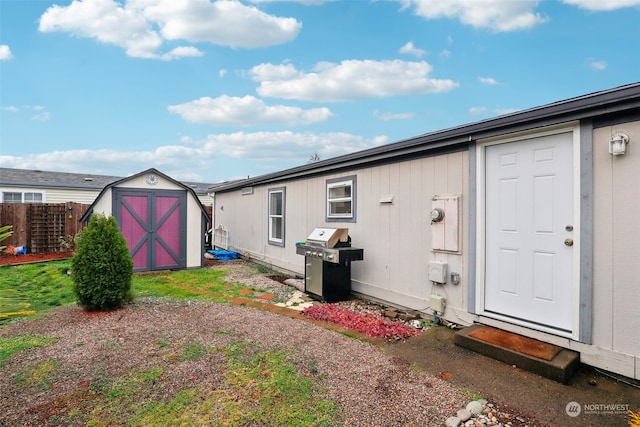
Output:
[{"xmin": 564, "ymin": 238, "xmax": 574, "ymax": 247}]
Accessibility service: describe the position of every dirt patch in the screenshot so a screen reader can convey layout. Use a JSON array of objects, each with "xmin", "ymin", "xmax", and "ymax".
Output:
[{"xmin": 0, "ymin": 300, "xmax": 468, "ymax": 426}]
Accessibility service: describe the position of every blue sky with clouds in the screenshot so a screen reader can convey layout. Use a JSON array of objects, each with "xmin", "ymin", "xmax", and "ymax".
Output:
[{"xmin": 1, "ymin": 0, "xmax": 639, "ymax": 184}]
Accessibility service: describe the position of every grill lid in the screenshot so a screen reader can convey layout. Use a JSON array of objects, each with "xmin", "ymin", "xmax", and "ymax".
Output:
[{"xmin": 306, "ymin": 227, "xmax": 349, "ymax": 248}]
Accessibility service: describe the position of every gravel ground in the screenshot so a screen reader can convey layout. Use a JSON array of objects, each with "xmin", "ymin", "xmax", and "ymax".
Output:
[{"xmin": 0, "ymin": 261, "xmax": 470, "ymax": 426}]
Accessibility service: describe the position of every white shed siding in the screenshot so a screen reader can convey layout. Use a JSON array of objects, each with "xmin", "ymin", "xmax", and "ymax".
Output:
[
  {"xmin": 215, "ymin": 150, "xmax": 469, "ymax": 314},
  {"xmin": 91, "ymin": 188, "xmax": 113, "ymax": 216},
  {"xmin": 186, "ymin": 194, "xmax": 205, "ymax": 267}
]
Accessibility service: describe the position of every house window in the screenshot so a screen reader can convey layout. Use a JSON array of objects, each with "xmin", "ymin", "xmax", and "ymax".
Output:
[
  {"xmin": 2, "ymin": 192, "xmax": 44, "ymax": 203},
  {"xmin": 326, "ymin": 175, "xmax": 356, "ymax": 222},
  {"xmin": 268, "ymin": 187, "xmax": 285, "ymax": 246},
  {"xmin": 2, "ymin": 192, "xmax": 22, "ymax": 203},
  {"xmin": 24, "ymin": 192, "xmax": 43, "ymax": 203}
]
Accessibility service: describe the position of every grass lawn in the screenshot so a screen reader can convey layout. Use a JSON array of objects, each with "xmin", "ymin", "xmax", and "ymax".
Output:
[{"xmin": 0, "ymin": 260, "xmax": 274, "ymax": 324}]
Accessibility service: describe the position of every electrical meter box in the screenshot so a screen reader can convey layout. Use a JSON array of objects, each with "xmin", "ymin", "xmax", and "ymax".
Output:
[{"xmin": 430, "ymin": 195, "xmax": 461, "ymax": 253}]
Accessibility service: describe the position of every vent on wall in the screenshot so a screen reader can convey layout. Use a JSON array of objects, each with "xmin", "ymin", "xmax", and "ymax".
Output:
[{"xmin": 241, "ymin": 187, "xmax": 254, "ymax": 195}]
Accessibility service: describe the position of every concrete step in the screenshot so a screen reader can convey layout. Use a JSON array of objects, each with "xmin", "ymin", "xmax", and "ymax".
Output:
[{"xmin": 455, "ymin": 324, "xmax": 580, "ymax": 384}]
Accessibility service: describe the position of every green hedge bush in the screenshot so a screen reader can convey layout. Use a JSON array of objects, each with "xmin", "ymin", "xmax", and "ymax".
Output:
[{"xmin": 71, "ymin": 214, "xmax": 133, "ymax": 311}]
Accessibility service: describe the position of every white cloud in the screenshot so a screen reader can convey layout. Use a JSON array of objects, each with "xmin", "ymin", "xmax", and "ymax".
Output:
[
  {"xmin": 39, "ymin": 0, "xmax": 164, "ymax": 59},
  {"xmin": 0, "ymin": 130, "xmax": 386, "ymax": 181},
  {"xmin": 2, "ymin": 104, "xmax": 51, "ymax": 117},
  {"xmin": 250, "ymin": 59, "xmax": 459, "ymax": 102},
  {"xmin": 0, "ymin": 44, "xmax": 13, "ymax": 60},
  {"xmin": 588, "ymin": 59, "xmax": 607, "ymax": 70},
  {"xmin": 399, "ymin": 41, "xmax": 426, "ymax": 58},
  {"xmin": 219, "ymin": 69, "xmax": 227, "ymax": 78},
  {"xmin": 168, "ymin": 95, "xmax": 333, "ymax": 126},
  {"xmin": 138, "ymin": 0, "xmax": 301, "ymax": 48},
  {"xmin": 199, "ymin": 131, "xmax": 386, "ymax": 161},
  {"xmin": 373, "ymin": 110, "xmax": 415, "ymax": 121},
  {"xmin": 440, "ymin": 49, "xmax": 451, "ymax": 58},
  {"xmin": 401, "ymin": 0, "xmax": 548, "ymax": 32},
  {"xmin": 469, "ymin": 106, "xmax": 487, "ymax": 115},
  {"xmin": 38, "ymin": 0, "xmax": 301, "ymax": 60},
  {"xmin": 250, "ymin": 0, "xmax": 329, "ymax": 4},
  {"xmin": 562, "ymin": 0, "xmax": 640, "ymax": 10},
  {"xmin": 158, "ymin": 46, "xmax": 204, "ymax": 60},
  {"xmin": 32, "ymin": 112, "xmax": 52, "ymax": 121},
  {"xmin": 478, "ymin": 77, "xmax": 499, "ymax": 85}
]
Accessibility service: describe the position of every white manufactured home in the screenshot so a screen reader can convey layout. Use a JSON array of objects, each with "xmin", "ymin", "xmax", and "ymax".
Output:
[{"xmin": 210, "ymin": 83, "xmax": 640, "ymax": 380}]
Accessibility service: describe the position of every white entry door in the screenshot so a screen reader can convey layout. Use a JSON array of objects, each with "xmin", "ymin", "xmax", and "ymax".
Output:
[{"xmin": 484, "ymin": 131, "xmax": 575, "ymax": 332}]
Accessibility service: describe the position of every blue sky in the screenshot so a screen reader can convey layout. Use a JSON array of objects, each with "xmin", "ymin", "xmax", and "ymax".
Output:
[{"xmin": 1, "ymin": 0, "xmax": 639, "ymax": 184}]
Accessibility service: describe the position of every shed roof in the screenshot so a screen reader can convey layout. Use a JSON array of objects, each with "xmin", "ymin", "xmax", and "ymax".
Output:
[
  {"xmin": 210, "ymin": 82, "xmax": 640, "ymax": 193},
  {"xmin": 79, "ymin": 168, "xmax": 211, "ymax": 223}
]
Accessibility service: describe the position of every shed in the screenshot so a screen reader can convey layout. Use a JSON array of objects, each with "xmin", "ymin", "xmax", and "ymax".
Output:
[
  {"xmin": 210, "ymin": 83, "xmax": 640, "ymax": 380},
  {"xmin": 81, "ymin": 168, "xmax": 210, "ymax": 272}
]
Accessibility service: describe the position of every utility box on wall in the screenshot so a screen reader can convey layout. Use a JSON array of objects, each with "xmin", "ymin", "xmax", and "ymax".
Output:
[{"xmin": 430, "ymin": 195, "xmax": 460, "ymax": 253}]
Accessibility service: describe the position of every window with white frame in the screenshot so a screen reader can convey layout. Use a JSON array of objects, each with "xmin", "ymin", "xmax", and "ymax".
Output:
[
  {"xmin": 24, "ymin": 192, "xmax": 43, "ymax": 203},
  {"xmin": 268, "ymin": 187, "xmax": 285, "ymax": 246},
  {"xmin": 1, "ymin": 191, "xmax": 44, "ymax": 203},
  {"xmin": 326, "ymin": 175, "xmax": 356, "ymax": 222}
]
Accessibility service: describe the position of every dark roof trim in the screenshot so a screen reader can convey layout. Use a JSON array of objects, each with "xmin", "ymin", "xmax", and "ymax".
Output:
[
  {"xmin": 80, "ymin": 168, "xmax": 210, "ymax": 223},
  {"xmin": 210, "ymin": 82, "xmax": 640, "ymax": 193}
]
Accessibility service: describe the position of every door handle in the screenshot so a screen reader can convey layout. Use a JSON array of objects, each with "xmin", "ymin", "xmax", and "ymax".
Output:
[{"xmin": 564, "ymin": 238, "xmax": 574, "ymax": 247}]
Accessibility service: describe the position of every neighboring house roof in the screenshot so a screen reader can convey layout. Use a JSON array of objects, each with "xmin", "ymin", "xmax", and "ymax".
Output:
[
  {"xmin": 0, "ymin": 168, "xmax": 120, "ymax": 190},
  {"xmin": 0, "ymin": 167, "xmax": 214, "ymax": 197},
  {"xmin": 210, "ymin": 82, "xmax": 640, "ymax": 193},
  {"xmin": 80, "ymin": 168, "xmax": 211, "ymax": 223}
]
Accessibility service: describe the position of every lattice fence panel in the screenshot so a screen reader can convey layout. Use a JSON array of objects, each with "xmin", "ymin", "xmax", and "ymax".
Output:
[{"xmin": 29, "ymin": 204, "xmax": 67, "ymax": 253}]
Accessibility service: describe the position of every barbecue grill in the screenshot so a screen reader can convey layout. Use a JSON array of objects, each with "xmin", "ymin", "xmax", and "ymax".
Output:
[{"xmin": 296, "ymin": 228, "xmax": 364, "ymax": 302}]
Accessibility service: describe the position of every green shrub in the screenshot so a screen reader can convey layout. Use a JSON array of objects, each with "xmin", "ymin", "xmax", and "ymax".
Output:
[{"xmin": 71, "ymin": 214, "xmax": 133, "ymax": 311}]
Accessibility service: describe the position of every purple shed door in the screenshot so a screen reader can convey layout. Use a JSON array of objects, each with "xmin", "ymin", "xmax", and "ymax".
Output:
[{"xmin": 114, "ymin": 189, "xmax": 186, "ymax": 271}]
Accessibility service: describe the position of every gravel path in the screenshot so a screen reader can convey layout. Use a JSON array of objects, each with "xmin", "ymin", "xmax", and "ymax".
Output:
[{"xmin": 0, "ymin": 262, "xmax": 469, "ymax": 426}]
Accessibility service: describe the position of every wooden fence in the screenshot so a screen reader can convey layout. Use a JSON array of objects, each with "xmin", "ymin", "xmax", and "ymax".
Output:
[{"xmin": 0, "ymin": 203, "xmax": 90, "ymax": 253}]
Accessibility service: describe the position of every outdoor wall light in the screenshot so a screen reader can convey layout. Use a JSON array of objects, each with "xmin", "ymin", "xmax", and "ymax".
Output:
[{"xmin": 609, "ymin": 133, "xmax": 630, "ymax": 156}]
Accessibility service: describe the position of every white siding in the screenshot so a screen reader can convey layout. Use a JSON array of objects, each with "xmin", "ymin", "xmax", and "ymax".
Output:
[
  {"xmin": 215, "ymin": 151, "xmax": 469, "ymax": 314},
  {"xmin": 0, "ymin": 187, "xmax": 101, "ymax": 204},
  {"xmin": 591, "ymin": 120, "xmax": 640, "ymax": 378}
]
